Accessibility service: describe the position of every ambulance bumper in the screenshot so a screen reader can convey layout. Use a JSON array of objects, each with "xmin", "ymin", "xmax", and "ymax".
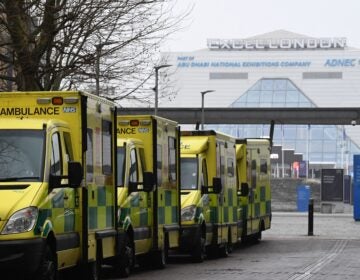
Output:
[
  {"xmin": 180, "ymin": 225, "xmax": 199, "ymax": 250},
  {"xmin": 0, "ymin": 238, "xmax": 45, "ymax": 274}
]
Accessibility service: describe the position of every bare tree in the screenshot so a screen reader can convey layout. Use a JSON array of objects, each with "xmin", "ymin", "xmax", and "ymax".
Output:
[{"xmin": 0, "ymin": 0, "xmax": 190, "ymax": 105}]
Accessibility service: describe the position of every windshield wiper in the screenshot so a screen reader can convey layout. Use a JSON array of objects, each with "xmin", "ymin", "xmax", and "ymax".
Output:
[{"xmin": 0, "ymin": 176, "xmax": 40, "ymax": 182}]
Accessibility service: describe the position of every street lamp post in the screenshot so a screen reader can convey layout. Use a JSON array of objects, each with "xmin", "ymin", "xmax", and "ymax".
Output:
[
  {"xmin": 95, "ymin": 41, "xmax": 117, "ymax": 96},
  {"xmin": 154, "ymin": 64, "xmax": 172, "ymax": 115},
  {"xmin": 201, "ymin": 90, "xmax": 215, "ymax": 130}
]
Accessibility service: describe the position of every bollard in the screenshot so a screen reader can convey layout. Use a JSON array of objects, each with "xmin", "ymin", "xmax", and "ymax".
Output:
[{"xmin": 308, "ymin": 198, "xmax": 314, "ymax": 236}]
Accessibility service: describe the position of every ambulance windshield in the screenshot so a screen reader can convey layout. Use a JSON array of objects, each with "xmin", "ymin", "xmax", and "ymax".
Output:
[
  {"xmin": 117, "ymin": 147, "xmax": 125, "ymax": 186},
  {"xmin": 180, "ymin": 158, "xmax": 198, "ymax": 190},
  {"xmin": 0, "ymin": 130, "xmax": 44, "ymax": 182}
]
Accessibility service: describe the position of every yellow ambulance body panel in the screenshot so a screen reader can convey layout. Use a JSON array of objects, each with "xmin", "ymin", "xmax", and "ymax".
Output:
[
  {"xmin": 0, "ymin": 91, "xmax": 119, "ymax": 279},
  {"xmin": 116, "ymin": 115, "xmax": 180, "ymax": 274}
]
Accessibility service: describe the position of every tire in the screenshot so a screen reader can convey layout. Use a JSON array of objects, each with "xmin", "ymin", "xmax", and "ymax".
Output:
[
  {"xmin": 218, "ymin": 242, "xmax": 229, "ymax": 258},
  {"xmin": 254, "ymin": 228, "xmax": 262, "ymax": 241},
  {"xmin": 252, "ymin": 221, "xmax": 263, "ymax": 242},
  {"xmin": 86, "ymin": 260, "xmax": 101, "ymax": 280},
  {"xmin": 191, "ymin": 232, "xmax": 206, "ymax": 263},
  {"xmin": 152, "ymin": 235, "xmax": 168, "ymax": 269},
  {"xmin": 154, "ymin": 248, "xmax": 166, "ymax": 269},
  {"xmin": 117, "ymin": 234, "xmax": 135, "ymax": 278},
  {"xmin": 33, "ymin": 244, "xmax": 57, "ymax": 280}
]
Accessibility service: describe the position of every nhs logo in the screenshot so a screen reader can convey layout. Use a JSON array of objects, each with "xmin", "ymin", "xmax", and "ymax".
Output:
[{"xmin": 63, "ymin": 107, "xmax": 76, "ymax": 113}]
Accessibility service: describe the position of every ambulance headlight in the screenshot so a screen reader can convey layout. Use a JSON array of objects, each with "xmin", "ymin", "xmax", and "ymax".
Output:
[
  {"xmin": 181, "ymin": 205, "xmax": 196, "ymax": 222},
  {"xmin": 1, "ymin": 207, "xmax": 38, "ymax": 234}
]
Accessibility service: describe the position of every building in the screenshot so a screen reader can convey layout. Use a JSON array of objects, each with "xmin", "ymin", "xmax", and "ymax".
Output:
[{"xmin": 161, "ymin": 30, "xmax": 360, "ymax": 178}]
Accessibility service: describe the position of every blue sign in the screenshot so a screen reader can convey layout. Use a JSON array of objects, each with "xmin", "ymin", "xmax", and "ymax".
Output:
[
  {"xmin": 353, "ymin": 155, "xmax": 360, "ymax": 221},
  {"xmin": 297, "ymin": 185, "xmax": 311, "ymax": 212}
]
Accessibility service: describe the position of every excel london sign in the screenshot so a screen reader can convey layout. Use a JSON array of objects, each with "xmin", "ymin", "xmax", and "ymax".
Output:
[{"xmin": 207, "ymin": 37, "xmax": 347, "ymax": 51}]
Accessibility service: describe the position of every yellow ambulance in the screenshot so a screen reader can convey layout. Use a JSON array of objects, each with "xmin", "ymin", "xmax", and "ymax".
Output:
[
  {"xmin": 180, "ymin": 130, "xmax": 237, "ymax": 262},
  {"xmin": 0, "ymin": 91, "xmax": 120, "ymax": 280},
  {"xmin": 116, "ymin": 115, "xmax": 180, "ymax": 276},
  {"xmin": 236, "ymin": 138, "xmax": 272, "ymax": 242}
]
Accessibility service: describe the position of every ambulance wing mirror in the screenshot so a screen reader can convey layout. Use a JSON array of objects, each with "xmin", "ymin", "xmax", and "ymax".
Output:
[
  {"xmin": 129, "ymin": 172, "xmax": 154, "ymax": 193},
  {"xmin": 212, "ymin": 177, "xmax": 222, "ymax": 194},
  {"xmin": 201, "ymin": 177, "xmax": 222, "ymax": 194},
  {"xmin": 68, "ymin": 161, "xmax": 83, "ymax": 188},
  {"xmin": 49, "ymin": 161, "xmax": 82, "ymax": 189},
  {"xmin": 239, "ymin": 182, "xmax": 249, "ymax": 197},
  {"xmin": 49, "ymin": 173, "xmax": 62, "ymax": 189},
  {"xmin": 142, "ymin": 172, "xmax": 154, "ymax": 192}
]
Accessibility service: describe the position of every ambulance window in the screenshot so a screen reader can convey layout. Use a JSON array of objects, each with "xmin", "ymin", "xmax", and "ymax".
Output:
[
  {"xmin": 157, "ymin": 144, "xmax": 162, "ymax": 185},
  {"xmin": 217, "ymin": 142, "xmax": 225, "ymax": 187},
  {"xmin": 251, "ymin": 159, "xmax": 257, "ymax": 188},
  {"xmin": 246, "ymin": 160, "xmax": 251, "ymax": 186},
  {"xmin": 102, "ymin": 120, "xmax": 112, "ymax": 175},
  {"xmin": 168, "ymin": 137, "xmax": 177, "ymax": 182},
  {"xmin": 129, "ymin": 148, "xmax": 138, "ymax": 182},
  {"xmin": 220, "ymin": 156, "xmax": 225, "ymax": 186},
  {"xmin": 260, "ymin": 159, "xmax": 268, "ymax": 174},
  {"xmin": 180, "ymin": 158, "xmax": 197, "ymax": 190},
  {"xmin": 117, "ymin": 147, "xmax": 125, "ymax": 186},
  {"xmin": 50, "ymin": 133, "xmax": 62, "ymax": 175},
  {"xmin": 63, "ymin": 132, "xmax": 73, "ymax": 161},
  {"xmin": 86, "ymin": 129, "xmax": 94, "ymax": 176},
  {"xmin": 216, "ymin": 143, "xmax": 220, "ymax": 177},
  {"xmin": 227, "ymin": 158, "xmax": 234, "ymax": 177},
  {"xmin": 201, "ymin": 159, "xmax": 208, "ymax": 186},
  {"xmin": 139, "ymin": 148, "xmax": 146, "ymax": 172},
  {"xmin": 0, "ymin": 130, "xmax": 44, "ymax": 180}
]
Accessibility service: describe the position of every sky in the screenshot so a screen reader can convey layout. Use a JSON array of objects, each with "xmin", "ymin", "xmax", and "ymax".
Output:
[{"xmin": 162, "ymin": 0, "xmax": 360, "ymax": 52}]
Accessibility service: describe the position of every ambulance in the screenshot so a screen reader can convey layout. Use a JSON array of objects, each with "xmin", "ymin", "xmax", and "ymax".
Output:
[
  {"xmin": 116, "ymin": 115, "xmax": 180, "ymax": 276},
  {"xmin": 179, "ymin": 130, "xmax": 237, "ymax": 262},
  {"xmin": 236, "ymin": 138, "xmax": 272, "ymax": 242},
  {"xmin": 0, "ymin": 91, "xmax": 120, "ymax": 280}
]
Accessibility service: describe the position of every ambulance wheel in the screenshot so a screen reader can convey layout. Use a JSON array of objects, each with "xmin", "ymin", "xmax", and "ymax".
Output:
[
  {"xmin": 241, "ymin": 227, "xmax": 248, "ymax": 243},
  {"xmin": 152, "ymin": 235, "xmax": 168, "ymax": 269},
  {"xmin": 254, "ymin": 229, "xmax": 262, "ymax": 241},
  {"xmin": 191, "ymin": 233, "xmax": 206, "ymax": 263},
  {"xmin": 118, "ymin": 235, "xmax": 135, "ymax": 278},
  {"xmin": 218, "ymin": 242, "xmax": 229, "ymax": 258},
  {"xmin": 87, "ymin": 259, "xmax": 101, "ymax": 280},
  {"xmin": 34, "ymin": 244, "xmax": 57, "ymax": 280},
  {"xmin": 205, "ymin": 245, "xmax": 218, "ymax": 259},
  {"xmin": 252, "ymin": 221, "xmax": 263, "ymax": 242},
  {"xmin": 227, "ymin": 229, "xmax": 233, "ymax": 253}
]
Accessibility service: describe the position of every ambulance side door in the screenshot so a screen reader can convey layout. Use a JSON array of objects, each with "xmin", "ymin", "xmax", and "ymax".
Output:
[
  {"xmin": 49, "ymin": 128, "xmax": 78, "ymax": 267},
  {"xmin": 128, "ymin": 146, "xmax": 152, "ymax": 251}
]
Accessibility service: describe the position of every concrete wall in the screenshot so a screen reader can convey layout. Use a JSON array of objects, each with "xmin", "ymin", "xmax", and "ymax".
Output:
[
  {"xmin": 271, "ymin": 178, "xmax": 354, "ymax": 213},
  {"xmin": 271, "ymin": 178, "xmax": 321, "ymax": 212}
]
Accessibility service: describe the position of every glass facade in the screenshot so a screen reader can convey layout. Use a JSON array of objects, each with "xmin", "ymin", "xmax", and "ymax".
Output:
[
  {"xmin": 210, "ymin": 78, "xmax": 360, "ymax": 177},
  {"xmin": 231, "ymin": 79, "xmax": 315, "ymax": 108}
]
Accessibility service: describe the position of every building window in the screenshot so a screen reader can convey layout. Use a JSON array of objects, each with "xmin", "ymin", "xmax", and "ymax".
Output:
[
  {"xmin": 303, "ymin": 72, "xmax": 342, "ymax": 79},
  {"xmin": 211, "ymin": 78, "xmax": 360, "ymax": 175}
]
